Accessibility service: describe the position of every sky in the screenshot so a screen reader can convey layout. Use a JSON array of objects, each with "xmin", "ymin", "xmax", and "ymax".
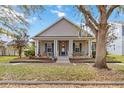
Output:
[
  {"xmin": 1, "ymin": 5, "xmax": 124, "ymax": 42},
  {"xmin": 28, "ymin": 5, "xmax": 82, "ymax": 37}
]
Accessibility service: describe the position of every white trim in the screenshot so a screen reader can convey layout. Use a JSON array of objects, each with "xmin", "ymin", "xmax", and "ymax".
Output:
[
  {"xmin": 88, "ymin": 39, "xmax": 92, "ymax": 57},
  {"xmin": 35, "ymin": 40, "xmax": 39, "ymax": 56},
  {"xmin": 33, "ymin": 36, "xmax": 95, "ymax": 40},
  {"xmin": 53, "ymin": 40, "xmax": 58, "ymax": 57},
  {"xmin": 68, "ymin": 40, "xmax": 73, "ymax": 57}
]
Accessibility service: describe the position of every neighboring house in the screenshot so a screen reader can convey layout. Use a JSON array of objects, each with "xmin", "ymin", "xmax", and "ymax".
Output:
[
  {"xmin": 107, "ymin": 22, "xmax": 124, "ymax": 55},
  {"xmin": 33, "ymin": 17, "xmax": 95, "ymax": 58},
  {"xmin": 0, "ymin": 40, "xmax": 6, "ymax": 56},
  {"xmin": 7, "ymin": 40, "xmax": 19, "ymax": 56},
  {"xmin": 0, "ymin": 40, "xmax": 18, "ymax": 56}
]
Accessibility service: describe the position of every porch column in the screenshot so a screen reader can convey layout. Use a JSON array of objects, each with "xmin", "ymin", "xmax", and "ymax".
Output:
[
  {"xmin": 88, "ymin": 39, "xmax": 92, "ymax": 57},
  {"xmin": 69, "ymin": 40, "xmax": 73, "ymax": 57},
  {"xmin": 35, "ymin": 40, "xmax": 39, "ymax": 57},
  {"xmin": 54, "ymin": 40, "xmax": 58, "ymax": 57},
  {"xmin": 39, "ymin": 41, "xmax": 41, "ymax": 55}
]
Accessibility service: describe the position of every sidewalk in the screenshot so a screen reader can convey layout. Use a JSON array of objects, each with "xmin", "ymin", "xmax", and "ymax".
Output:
[{"xmin": 0, "ymin": 80, "xmax": 124, "ymax": 85}]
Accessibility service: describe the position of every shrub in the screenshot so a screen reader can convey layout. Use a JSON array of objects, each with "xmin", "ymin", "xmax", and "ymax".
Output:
[{"xmin": 24, "ymin": 50, "xmax": 35, "ymax": 58}]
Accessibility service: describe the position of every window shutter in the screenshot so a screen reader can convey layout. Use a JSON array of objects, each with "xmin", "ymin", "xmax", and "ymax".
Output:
[
  {"xmin": 45, "ymin": 43, "xmax": 47, "ymax": 53},
  {"xmin": 73, "ymin": 43, "xmax": 75, "ymax": 52},
  {"xmin": 38, "ymin": 42, "xmax": 40, "ymax": 54},
  {"xmin": 80, "ymin": 43, "xmax": 82, "ymax": 52},
  {"xmin": 52, "ymin": 43, "xmax": 54, "ymax": 53}
]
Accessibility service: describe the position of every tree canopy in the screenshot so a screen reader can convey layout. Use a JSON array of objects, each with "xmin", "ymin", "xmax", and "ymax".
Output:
[{"xmin": 0, "ymin": 5, "xmax": 43, "ymax": 37}]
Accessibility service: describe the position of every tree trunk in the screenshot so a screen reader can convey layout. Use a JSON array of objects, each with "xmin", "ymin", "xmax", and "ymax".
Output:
[
  {"xmin": 93, "ymin": 29, "xmax": 108, "ymax": 69},
  {"xmin": 19, "ymin": 47, "xmax": 22, "ymax": 58}
]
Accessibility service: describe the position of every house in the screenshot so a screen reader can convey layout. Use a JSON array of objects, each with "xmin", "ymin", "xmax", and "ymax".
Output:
[
  {"xmin": 0, "ymin": 40, "xmax": 6, "ymax": 56},
  {"xmin": 107, "ymin": 22, "xmax": 124, "ymax": 55},
  {"xmin": 33, "ymin": 17, "xmax": 95, "ymax": 59},
  {"xmin": 0, "ymin": 40, "xmax": 18, "ymax": 56}
]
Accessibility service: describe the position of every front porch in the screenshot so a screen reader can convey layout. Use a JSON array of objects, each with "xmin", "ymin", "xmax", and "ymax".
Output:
[{"xmin": 35, "ymin": 39, "xmax": 93, "ymax": 58}]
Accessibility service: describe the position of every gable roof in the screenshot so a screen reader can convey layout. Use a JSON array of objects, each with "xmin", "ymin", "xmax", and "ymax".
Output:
[
  {"xmin": 34, "ymin": 17, "xmax": 81, "ymax": 37},
  {"xmin": 33, "ymin": 17, "xmax": 93, "ymax": 38}
]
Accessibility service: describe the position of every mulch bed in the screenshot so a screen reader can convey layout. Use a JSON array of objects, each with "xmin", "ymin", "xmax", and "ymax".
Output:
[
  {"xmin": 9, "ymin": 57, "xmax": 57, "ymax": 63},
  {"xmin": 10, "ymin": 57, "xmax": 122, "ymax": 63},
  {"xmin": 69, "ymin": 58, "xmax": 122, "ymax": 63}
]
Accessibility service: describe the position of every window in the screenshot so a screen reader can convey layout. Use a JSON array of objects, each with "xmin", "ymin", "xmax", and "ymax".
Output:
[
  {"xmin": 47, "ymin": 48, "xmax": 52, "ymax": 52},
  {"xmin": 92, "ymin": 42, "xmax": 96, "ymax": 51},
  {"xmin": 75, "ymin": 48, "xmax": 80, "ymax": 52},
  {"xmin": 74, "ymin": 42, "xmax": 81, "ymax": 52},
  {"xmin": 47, "ymin": 43, "xmax": 52, "ymax": 52},
  {"xmin": 45, "ymin": 42, "xmax": 53, "ymax": 53}
]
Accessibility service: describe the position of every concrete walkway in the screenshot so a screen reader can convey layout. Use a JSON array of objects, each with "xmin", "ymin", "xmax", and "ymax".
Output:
[
  {"xmin": 0, "ymin": 80, "xmax": 124, "ymax": 85},
  {"xmin": 116, "ymin": 63, "xmax": 124, "ymax": 65},
  {"xmin": 56, "ymin": 56, "xmax": 70, "ymax": 63}
]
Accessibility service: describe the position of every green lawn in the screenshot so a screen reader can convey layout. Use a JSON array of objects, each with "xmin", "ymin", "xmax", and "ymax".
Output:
[
  {"xmin": 0, "ymin": 55, "xmax": 124, "ymax": 63},
  {"xmin": 0, "ymin": 56, "xmax": 18, "ymax": 62},
  {"xmin": 0, "ymin": 63, "xmax": 123, "ymax": 81},
  {"xmin": 0, "ymin": 55, "xmax": 124, "ymax": 81},
  {"xmin": 107, "ymin": 55, "xmax": 124, "ymax": 62},
  {"xmin": 0, "ymin": 64, "xmax": 96, "ymax": 81}
]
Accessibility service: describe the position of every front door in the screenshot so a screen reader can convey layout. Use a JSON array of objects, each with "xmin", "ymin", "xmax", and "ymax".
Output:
[{"xmin": 59, "ymin": 41, "xmax": 68, "ymax": 56}]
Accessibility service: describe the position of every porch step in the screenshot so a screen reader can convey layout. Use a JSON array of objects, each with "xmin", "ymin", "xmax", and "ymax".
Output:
[{"xmin": 56, "ymin": 56, "xmax": 70, "ymax": 63}]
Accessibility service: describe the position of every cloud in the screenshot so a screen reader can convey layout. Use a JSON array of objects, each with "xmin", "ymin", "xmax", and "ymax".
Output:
[
  {"xmin": 56, "ymin": 5, "xmax": 62, "ymax": 9},
  {"xmin": 51, "ymin": 10, "xmax": 66, "ymax": 17},
  {"xmin": 26, "ymin": 17, "xmax": 38, "ymax": 23}
]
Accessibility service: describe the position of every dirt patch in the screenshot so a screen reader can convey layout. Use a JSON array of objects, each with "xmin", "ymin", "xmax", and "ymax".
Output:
[{"xmin": 86, "ymin": 63, "xmax": 124, "ymax": 81}]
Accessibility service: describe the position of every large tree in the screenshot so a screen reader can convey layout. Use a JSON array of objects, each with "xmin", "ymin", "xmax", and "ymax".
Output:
[
  {"xmin": 0, "ymin": 5, "xmax": 43, "ymax": 37},
  {"xmin": 9, "ymin": 28, "xmax": 29, "ymax": 58},
  {"xmin": 77, "ymin": 5, "xmax": 122, "ymax": 69}
]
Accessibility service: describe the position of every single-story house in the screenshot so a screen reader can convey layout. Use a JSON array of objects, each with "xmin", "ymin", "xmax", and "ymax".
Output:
[{"xmin": 33, "ymin": 17, "xmax": 96, "ymax": 58}]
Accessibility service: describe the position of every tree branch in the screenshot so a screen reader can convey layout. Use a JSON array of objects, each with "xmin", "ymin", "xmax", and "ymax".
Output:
[
  {"xmin": 77, "ymin": 5, "xmax": 98, "ymax": 36},
  {"xmin": 106, "ymin": 5, "xmax": 120, "ymax": 20},
  {"xmin": 77, "ymin": 6, "xmax": 98, "ymax": 27},
  {"xmin": 84, "ymin": 15, "xmax": 98, "ymax": 36},
  {"xmin": 97, "ymin": 5, "xmax": 107, "ymax": 15}
]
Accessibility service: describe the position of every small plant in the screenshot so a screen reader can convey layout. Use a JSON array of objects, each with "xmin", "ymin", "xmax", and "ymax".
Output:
[
  {"xmin": 92, "ymin": 50, "xmax": 96, "ymax": 58},
  {"xmin": 24, "ymin": 50, "xmax": 35, "ymax": 58},
  {"xmin": 106, "ymin": 51, "xmax": 109, "ymax": 55}
]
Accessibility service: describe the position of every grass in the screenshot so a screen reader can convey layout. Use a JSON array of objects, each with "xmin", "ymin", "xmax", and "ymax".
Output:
[
  {"xmin": 0, "ymin": 63, "xmax": 123, "ymax": 81},
  {"xmin": 0, "ymin": 56, "xmax": 18, "ymax": 62},
  {"xmin": 0, "ymin": 55, "xmax": 124, "ymax": 82},
  {"xmin": 0, "ymin": 64, "xmax": 96, "ymax": 81},
  {"xmin": 107, "ymin": 55, "xmax": 124, "ymax": 62}
]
